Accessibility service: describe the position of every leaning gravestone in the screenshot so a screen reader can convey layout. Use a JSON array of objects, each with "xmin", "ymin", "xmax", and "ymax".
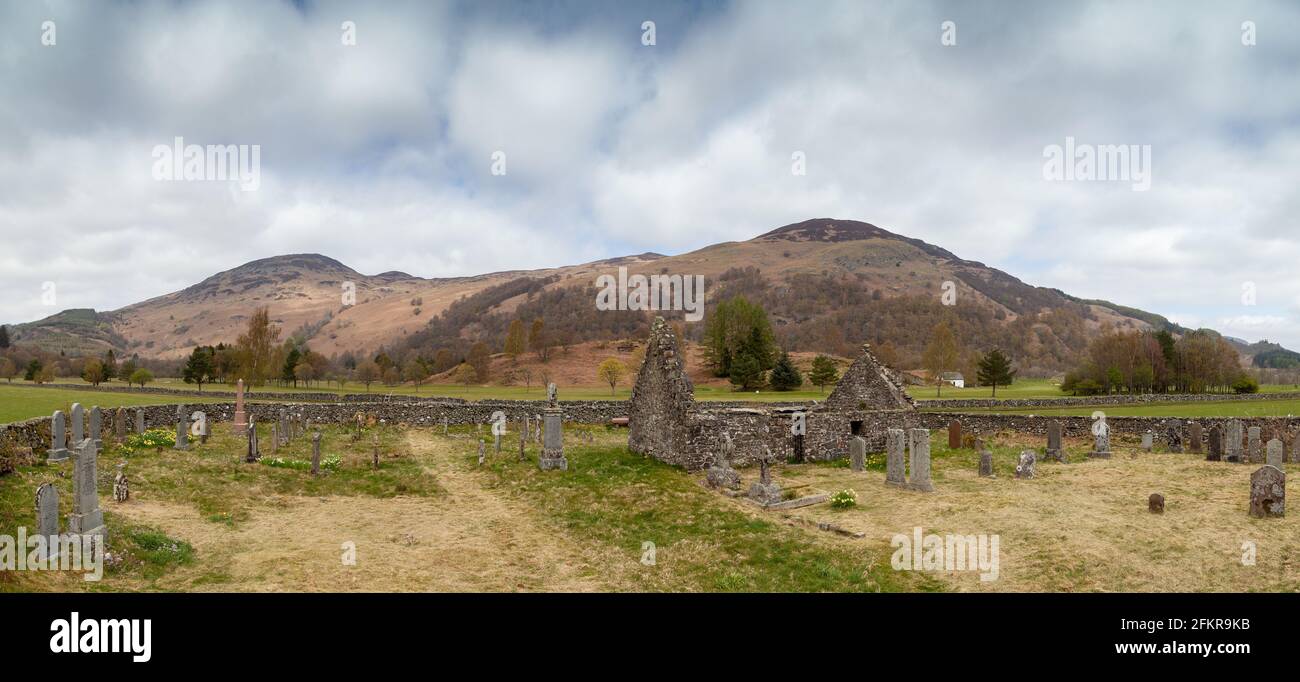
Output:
[
  {"xmin": 706, "ymin": 432, "xmax": 741, "ymax": 490},
  {"xmin": 271, "ymin": 422, "xmax": 279, "ymax": 453},
  {"xmin": 977, "ymin": 438, "xmax": 994, "ymax": 478},
  {"xmin": 1141, "ymin": 431, "xmax": 1153, "ymax": 453},
  {"xmin": 1207, "ymin": 424, "xmax": 1223, "ymax": 461},
  {"xmin": 1248, "ymin": 465, "xmax": 1285, "ymax": 518},
  {"xmin": 1225, "ymin": 420, "xmax": 1244, "ymax": 463},
  {"xmin": 885, "ymin": 428, "xmax": 907, "ymax": 487},
  {"xmin": 174, "ymin": 405, "xmax": 188, "ymax": 451},
  {"xmin": 1188, "ymin": 422, "xmax": 1203, "ymax": 454},
  {"xmin": 1266, "ymin": 439, "xmax": 1284, "ymax": 469},
  {"xmin": 67, "ymin": 439, "xmax": 106, "ymax": 538},
  {"xmin": 1165, "ymin": 420, "xmax": 1182, "ymax": 453},
  {"xmin": 1247, "ymin": 426, "xmax": 1263, "ymax": 464},
  {"xmin": 90, "ymin": 407, "xmax": 102, "ymax": 449},
  {"xmin": 113, "ymin": 464, "xmax": 129, "ymax": 502},
  {"xmin": 1045, "ymin": 422, "xmax": 1063, "ymax": 462},
  {"xmin": 70, "ymin": 403, "xmax": 84, "ymax": 445},
  {"xmin": 908, "ymin": 428, "xmax": 933, "ymax": 492},
  {"xmin": 49, "ymin": 410, "xmax": 69, "ymax": 462},
  {"xmin": 1016, "ymin": 451, "xmax": 1036, "ymax": 479},
  {"xmin": 948, "ymin": 420, "xmax": 961, "ymax": 449},
  {"xmin": 849, "ymin": 436, "xmax": 866, "ymax": 472},
  {"xmin": 35, "ymin": 483, "xmax": 60, "ymax": 562},
  {"xmin": 113, "ymin": 408, "xmax": 127, "ymax": 442}
]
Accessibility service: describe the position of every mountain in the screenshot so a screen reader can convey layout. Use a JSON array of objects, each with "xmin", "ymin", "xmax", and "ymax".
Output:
[{"xmin": 3, "ymin": 218, "xmax": 1278, "ymax": 373}]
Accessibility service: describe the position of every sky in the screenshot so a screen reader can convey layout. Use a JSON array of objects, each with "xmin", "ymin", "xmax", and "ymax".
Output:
[{"xmin": 1, "ymin": 0, "xmax": 1298, "ymax": 347}]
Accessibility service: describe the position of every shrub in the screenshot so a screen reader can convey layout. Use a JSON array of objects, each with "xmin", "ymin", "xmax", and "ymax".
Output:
[
  {"xmin": 829, "ymin": 489, "xmax": 857, "ymax": 509},
  {"xmin": 1233, "ymin": 374, "xmax": 1260, "ymax": 394}
]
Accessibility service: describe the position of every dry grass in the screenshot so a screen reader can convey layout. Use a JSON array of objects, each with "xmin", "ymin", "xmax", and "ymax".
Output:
[{"xmin": 776, "ymin": 434, "xmax": 1300, "ymax": 592}]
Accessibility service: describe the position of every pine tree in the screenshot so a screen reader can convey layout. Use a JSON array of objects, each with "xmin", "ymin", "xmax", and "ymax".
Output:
[
  {"xmin": 728, "ymin": 349, "xmax": 764, "ymax": 390},
  {"xmin": 976, "ymin": 348, "xmax": 1016, "ymax": 398},
  {"xmin": 0, "ymin": 324, "xmax": 9, "ymax": 348},
  {"xmin": 183, "ymin": 346, "xmax": 217, "ymax": 391},
  {"xmin": 769, "ymin": 351, "xmax": 803, "ymax": 391}
]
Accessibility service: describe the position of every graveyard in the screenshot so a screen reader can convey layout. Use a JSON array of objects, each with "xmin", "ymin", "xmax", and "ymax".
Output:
[{"xmin": 0, "ymin": 319, "xmax": 1294, "ymax": 594}]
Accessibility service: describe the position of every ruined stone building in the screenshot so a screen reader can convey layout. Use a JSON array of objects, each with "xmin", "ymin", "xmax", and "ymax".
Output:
[{"xmin": 628, "ymin": 317, "xmax": 916, "ymax": 471}]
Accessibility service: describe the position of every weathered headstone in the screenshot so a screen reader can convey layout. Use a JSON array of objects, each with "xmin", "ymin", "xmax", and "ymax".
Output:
[
  {"xmin": 279, "ymin": 410, "xmax": 290, "ymax": 446},
  {"xmin": 1188, "ymin": 422, "xmax": 1203, "ymax": 454},
  {"xmin": 35, "ymin": 483, "xmax": 59, "ymax": 562},
  {"xmin": 1141, "ymin": 431, "xmax": 1153, "ymax": 453},
  {"xmin": 747, "ymin": 447, "xmax": 782, "ymax": 505},
  {"xmin": 518, "ymin": 417, "xmax": 527, "ymax": 461},
  {"xmin": 271, "ymin": 422, "xmax": 279, "ymax": 453},
  {"xmin": 1148, "ymin": 493, "xmax": 1164, "ymax": 514},
  {"xmin": 1207, "ymin": 424, "xmax": 1223, "ymax": 461},
  {"xmin": 1248, "ymin": 465, "xmax": 1285, "ymax": 518},
  {"xmin": 245, "ymin": 418, "xmax": 260, "ymax": 463},
  {"xmin": 113, "ymin": 408, "xmax": 127, "ymax": 442},
  {"xmin": 70, "ymin": 403, "xmax": 84, "ymax": 444},
  {"xmin": 1089, "ymin": 421, "xmax": 1111, "ymax": 459},
  {"xmin": 1247, "ymin": 426, "xmax": 1263, "ymax": 463},
  {"xmin": 977, "ymin": 438, "xmax": 994, "ymax": 478},
  {"xmin": 706, "ymin": 432, "xmax": 741, "ymax": 490},
  {"xmin": 1266, "ymin": 438, "xmax": 1284, "ymax": 469},
  {"xmin": 539, "ymin": 392, "xmax": 567, "ymax": 471},
  {"xmin": 849, "ymin": 436, "xmax": 866, "ymax": 472},
  {"xmin": 233, "ymin": 379, "xmax": 248, "ymax": 436},
  {"xmin": 372, "ymin": 434, "xmax": 380, "ymax": 470},
  {"xmin": 134, "ymin": 408, "xmax": 145, "ymax": 434},
  {"xmin": 90, "ymin": 407, "xmax": 102, "ymax": 449},
  {"xmin": 174, "ymin": 405, "xmax": 188, "ymax": 450},
  {"xmin": 948, "ymin": 420, "xmax": 962, "ymax": 449},
  {"xmin": 113, "ymin": 463, "xmax": 129, "ymax": 502},
  {"xmin": 1045, "ymin": 422, "xmax": 1063, "ymax": 462},
  {"xmin": 1015, "ymin": 450, "xmax": 1036, "ymax": 479},
  {"xmin": 194, "ymin": 411, "xmax": 209, "ymax": 444},
  {"xmin": 311, "ymin": 432, "xmax": 322, "ymax": 476},
  {"xmin": 1225, "ymin": 420, "xmax": 1244, "ymax": 463},
  {"xmin": 494, "ymin": 431, "xmax": 502, "ymax": 454},
  {"xmin": 443, "ymin": 417, "xmax": 449, "ymax": 436},
  {"xmin": 49, "ymin": 410, "xmax": 68, "ymax": 461},
  {"xmin": 477, "ymin": 439, "xmax": 485, "ymax": 466},
  {"xmin": 885, "ymin": 428, "xmax": 907, "ymax": 487},
  {"xmin": 1292, "ymin": 432, "xmax": 1300, "ymax": 464},
  {"xmin": 908, "ymin": 428, "xmax": 933, "ymax": 492},
  {"xmin": 1165, "ymin": 420, "xmax": 1182, "ymax": 453},
  {"xmin": 67, "ymin": 438, "xmax": 105, "ymax": 538}
]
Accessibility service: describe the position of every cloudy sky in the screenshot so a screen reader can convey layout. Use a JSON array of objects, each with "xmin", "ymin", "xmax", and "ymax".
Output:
[{"xmin": 1, "ymin": 0, "xmax": 1298, "ymax": 346}]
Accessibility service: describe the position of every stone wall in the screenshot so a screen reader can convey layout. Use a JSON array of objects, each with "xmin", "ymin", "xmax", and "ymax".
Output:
[
  {"xmin": 627, "ymin": 318, "xmax": 699, "ymax": 467},
  {"xmin": 922, "ymin": 391, "xmax": 1300, "ymax": 411}
]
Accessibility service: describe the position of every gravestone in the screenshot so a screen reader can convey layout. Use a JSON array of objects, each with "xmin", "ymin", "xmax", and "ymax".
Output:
[
  {"xmin": 1165, "ymin": 420, "xmax": 1182, "ymax": 453},
  {"xmin": 113, "ymin": 408, "xmax": 127, "ymax": 442},
  {"xmin": 1248, "ymin": 465, "xmax": 1285, "ymax": 518},
  {"xmin": 443, "ymin": 417, "xmax": 449, "ymax": 436},
  {"xmin": 1225, "ymin": 420, "xmax": 1244, "ymax": 463},
  {"xmin": 948, "ymin": 420, "xmax": 962, "ymax": 449},
  {"xmin": 908, "ymin": 428, "xmax": 933, "ymax": 492},
  {"xmin": 518, "ymin": 423, "xmax": 527, "ymax": 462},
  {"xmin": 194, "ymin": 411, "xmax": 209, "ymax": 444},
  {"xmin": 535, "ymin": 414, "xmax": 542, "ymax": 445},
  {"xmin": 134, "ymin": 408, "xmax": 145, "ymax": 434},
  {"xmin": 35, "ymin": 483, "xmax": 59, "ymax": 562},
  {"xmin": 271, "ymin": 422, "xmax": 279, "ymax": 453},
  {"xmin": 1148, "ymin": 493, "xmax": 1164, "ymax": 514},
  {"xmin": 495, "ymin": 432, "xmax": 501, "ymax": 454},
  {"xmin": 279, "ymin": 410, "xmax": 290, "ymax": 446},
  {"xmin": 1292, "ymin": 433, "xmax": 1300, "ymax": 464},
  {"xmin": 478, "ymin": 439, "xmax": 485, "ymax": 466},
  {"xmin": 311, "ymin": 432, "xmax": 322, "ymax": 476},
  {"xmin": 174, "ymin": 405, "xmax": 188, "ymax": 450},
  {"xmin": 1207, "ymin": 424, "xmax": 1223, "ymax": 461},
  {"xmin": 70, "ymin": 403, "xmax": 84, "ymax": 444},
  {"xmin": 885, "ymin": 428, "xmax": 907, "ymax": 487},
  {"xmin": 1188, "ymin": 422, "xmax": 1203, "ymax": 454},
  {"xmin": 850, "ymin": 436, "xmax": 866, "ymax": 472},
  {"xmin": 1266, "ymin": 438, "xmax": 1284, "ymax": 469},
  {"xmin": 1015, "ymin": 450, "xmax": 1036, "ymax": 479},
  {"xmin": 67, "ymin": 439, "xmax": 106, "ymax": 538},
  {"xmin": 706, "ymin": 432, "xmax": 741, "ymax": 490},
  {"xmin": 113, "ymin": 463, "xmax": 129, "ymax": 502},
  {"xmin": 372, "ymin": 434, "xmax": 380, "ymax": 470},
  {"xmin": 1089, "ymin": 421, "xmax": 1111, "ymax": 459},
  {"xmin": 539, "ymin": 386, "xmax": 567, "ymax": 471},
  {"xmin": 977, "ymin": 438, "xmax": 994, "ymax": 478},
  {"xmin": 1247, "ymin": 426, "xmax": 1263, "ymax": 464},
  {"xmin": 747, "ymin": 448, "xmax": 783, "ymax": 505},
  {"xmin": 1141, "ymin": 431, "xmax": 1153, "ymax": 453},
  {"xmin": 90, "ymin": 407, "xmax": 102, "ymax": 449},
  {"xmin": 245, "ymin": 418, "xmax": 260, "ymax": 463},
  {"xmin": 48, "ymin": 410, "xmax": 68, "ymax": 461},
  {"xmin": 232, "ymin": 379, "xmax": 248, "ymax": 436},
  {"xmin": 1045, "ymin": 422, "xmax": 1063, "ymax": 462}
]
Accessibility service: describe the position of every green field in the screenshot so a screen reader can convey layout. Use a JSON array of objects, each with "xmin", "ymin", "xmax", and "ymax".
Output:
[
  {"xmin": 906, "ymin": 378, "xmax": 1062, "ymax": 400},
  {"xmin": 953, "ymin": 399, "xmax": 1300, "ymax": 418},
  {"xmin": 0, "ymin": 384, "xmax": 193, "ymax": 424}
]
